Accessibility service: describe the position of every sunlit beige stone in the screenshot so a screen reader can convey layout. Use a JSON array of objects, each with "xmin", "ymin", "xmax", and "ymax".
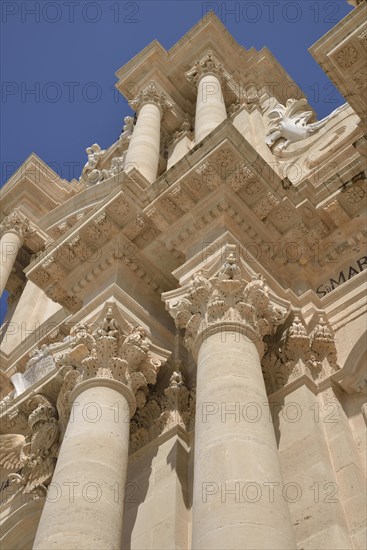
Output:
[{"xmin": 0, "ymin": 3, "xmax": 366, "ymax": 549}]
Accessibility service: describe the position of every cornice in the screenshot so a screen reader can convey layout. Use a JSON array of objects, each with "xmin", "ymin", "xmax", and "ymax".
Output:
[
  {"xmin": 21, "ymin": 122, "xmax": 365, "ymax": 313},
  {"xmin": 115, "ymin": 13, "xmax": 304, "ymax": 114},
  {"xmin": 1, "ymin": 288, "xmax": 175, "ymax": 381},
  {"xmin": 0, "ymin": 154, "xmax": 83, "ymax": 222},
  {"xmin": 309, "ymin": 1, "xmax": 367, "ymax": 125}
]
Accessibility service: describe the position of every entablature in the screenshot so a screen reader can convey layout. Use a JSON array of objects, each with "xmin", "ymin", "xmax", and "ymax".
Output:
[
  {"xmin": 21, "ymin": 121, "xmax": 366, "ymax": 311},
  {"xmin": 115, "ymin": 12, "xmax": 304, "ymax": 123},
  {"xmin": 310, "ymin": 1, "xmax": 367, "ymax": 126}
]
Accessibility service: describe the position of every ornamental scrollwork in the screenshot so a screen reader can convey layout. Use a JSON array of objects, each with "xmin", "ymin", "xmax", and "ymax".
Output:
[
  {"xmin": 265, "ymin": 98, "xmax": 345, "ymax": 150},
  {"xmin": 54, "ymin": 307, "xmax": 164, "ymax": 411},
  {"xmin": 166, "ymin": 251, "xmax": 289, "ymax": 356},
  {"xmin": 0, "ymin": 210, "xmax": 35, "ymax": 241},
  {"xmin": 185, "ymin": 50, "xmax": 230, "ymax": 87}
]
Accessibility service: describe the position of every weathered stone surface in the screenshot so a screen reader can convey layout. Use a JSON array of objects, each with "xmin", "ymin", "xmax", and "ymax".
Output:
[{"xmin": 0, "ymin": 6, "xmax": 366, "ymax": 550}]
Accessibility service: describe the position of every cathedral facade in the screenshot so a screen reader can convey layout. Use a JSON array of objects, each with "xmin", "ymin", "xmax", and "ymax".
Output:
[{"xmin": 0, "ymin": 2, "xmax": 366, "ymax": 549}]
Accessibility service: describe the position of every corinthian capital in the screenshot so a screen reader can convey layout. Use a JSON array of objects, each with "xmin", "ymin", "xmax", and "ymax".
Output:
[
  {"xmin": 185, "ymin": 50, "xmax": 230, "ymax": 87},
  {"xmin": 166, "ymin": 253, "xmax": 288, "ymax": 357},
  {"xmin": 56, "ymin": 308, "xmax": 166, "ymax": 413},
  {"xmin": 0, "ymin": 210, "xmax": 35, "ymax": 241},
  {"xmin": 129, "ymin": 81, "xmax": 173, "ymax": 117}
]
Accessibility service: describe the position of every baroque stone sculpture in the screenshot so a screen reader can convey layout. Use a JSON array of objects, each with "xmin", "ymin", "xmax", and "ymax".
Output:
[
  {"xmin": 80, "ymin": 115, "xmax": 135, "ymax": 186},
  {"xmin": 265, "ymin": 98, "xmax": 345, "ymax": 149},
  {"xmin": 0, "ymin": 395, "xmax": 59, "ymax": 499},
  {"xmin": 54, "ymin": 309, "xmax": 163, "ymax": 410},
  {"xmin": 168, "ymin": 254, "xmax": 288, "ymax": 355}
]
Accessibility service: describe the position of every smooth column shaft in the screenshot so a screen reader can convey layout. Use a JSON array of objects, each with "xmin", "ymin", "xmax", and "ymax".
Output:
[
  {"xmin": 33, "ymin": 385, "xmax": 131, "ymax": 550},
  {"xmin": 0, "ymin": 231, "xmax": 22, "ymax": 296},
  {"xmin": 195, "ymin": 74, "xmax": 227, "ymax": 143},
  {"xmin": 125, "ymin": 102, "xmax": 161, "ymax": 183},
  {"xmin": 192, "ymin": 329, "xmax": 296, "ymax": 550}
]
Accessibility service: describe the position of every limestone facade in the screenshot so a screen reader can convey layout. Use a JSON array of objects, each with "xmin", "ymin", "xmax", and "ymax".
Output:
[{"xmin": 0, "ymin": 4, "xmax": 366, "ymax": 550}]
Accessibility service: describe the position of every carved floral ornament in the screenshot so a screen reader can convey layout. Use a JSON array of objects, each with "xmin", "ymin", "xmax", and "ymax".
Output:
[
  {"xmin": 185, "ymin": 50, "xmax": 231, "ymax": 87},
  {"xmin": 0, "ymin": 309, "xmax": 168, "ymax": 499},
  {"xmin": 0, "ymin": 210, "xmax": 35, "ymax": 241},
  {"xmin": 262, "ymin": 311, "xmax": 339, "ymax": 393},
  {"xmin": 165, "ymin": 252, "xmax": 289, "ymax": 358},
  {"xmin": 130, "ymin": 369, "xmax": 195, "ymax": 454},
  {"xmin": 129, "ymin": 81, "xmax": 173, "ymax": 116},
  {"xmin": 55, "ymin": 307, "xmax": 166, "ymax": 412},
  {"xmin": 336, "ymin": 45, "xmax": 359, "ymax": 70}
]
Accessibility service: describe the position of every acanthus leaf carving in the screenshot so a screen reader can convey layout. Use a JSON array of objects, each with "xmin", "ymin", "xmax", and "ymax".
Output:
[
  {"xmin": 0, "ymin": 210, "xmax": 36, "ymax": 242},
  {"xmin": 185, "ymin": 50, "xmax": 231, "ymax": 87},
  {"xmin": 55, "ymin": 308, "xmax": 165, "ymax": 410},
  {"xmin": 166, "ymin": 250, "xmax": 288, "ymax": 356},
  {"xmin": 253, "ymin": 193, "xmax": 280, "ymax": 220},
  {"xmin": 129, "ymin": 82, "xmax": 173, "ymax": 117},
  {"xmin": 226, "ymin": 164, "xmax": 256, "ymax": 192},
  {"xmin": 123, "ymin": 216, "xmax": 145, "ymax": 240},
  {"xmin": 169, "ymin": 185, "xmax": 195, "ymax": 212},
  {"xmin": 146, "ymin": 207, "xmax": 169, "ymax": 231},
  {"xmin": 262, "ymin": 310, "xmax": 340, "ymax": 393},
  {"xmin": 129, "ymin": 370, "xmax": 195, "ymax": 454}
]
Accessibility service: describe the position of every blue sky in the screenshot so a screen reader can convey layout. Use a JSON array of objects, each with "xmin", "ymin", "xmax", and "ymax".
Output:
[{"xmin": 0, "ymin": 0, "xmax": 353, "ymax": 322}]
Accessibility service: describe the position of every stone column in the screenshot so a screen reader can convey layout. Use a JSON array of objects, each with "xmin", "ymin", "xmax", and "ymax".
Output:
[
  {"xmin": 0, "ymin": 211, "xmax": 33, "ymax": 296},
  {"xmin": 186, "ymin": 51, "xmax": 228, "ymax": 143},
  {"xmin": 165, "ymin": 250, "xmax": 297, "ymax": 550},
  {"xmin": 33, "ymin": 310, "xmax": 166, "ymax": 550},
  {"xmin": 124, "ymin": 82, "xmax": 172, "ymax": 183}
]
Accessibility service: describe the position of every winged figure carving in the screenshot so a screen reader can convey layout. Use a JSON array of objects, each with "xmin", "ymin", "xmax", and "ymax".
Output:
[
  {"xmin": 266, "ymin": 99, "xmax": 344, "ymax": 150},
  {"xmin": 0, "ymin": 395, "xmax": 59, "ymax": 498}
]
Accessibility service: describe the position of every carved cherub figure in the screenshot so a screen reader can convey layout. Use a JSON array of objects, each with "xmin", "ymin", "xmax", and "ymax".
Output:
[
  {"xmin": 181, "ymin": 114, "xmax": 191, "ymax": 133},
  {"xmin": 169, "ymin": 370, "xmax": 184, "ymax": 389},
  {"xmin": 26, "ymin": 344, "xmax": 50, "ymax": 369},
  {"xmin": 109, "ymin": 154, "xmax": 126, "ymax": 176},
  {"xmin": 218, "ymin": 253, "xmax": 241, "ymax": 280},
  {"xmin": 192, "ymin": 270, "xmax": 209, "ymax": 287},
  {"xmin": 73, "ymin": 323, "xmax": 95, "ymax": 350},
  {"xmin": 80, "ymin": 143, "xmax": 106, "ymax": 181},
  {"xmin": 119, "ymin": 116, "xmax": 134, "ymax": 141},
  {"xmin": 94, "ymin": 308, "xmax": 120, "ymax": 340}
]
